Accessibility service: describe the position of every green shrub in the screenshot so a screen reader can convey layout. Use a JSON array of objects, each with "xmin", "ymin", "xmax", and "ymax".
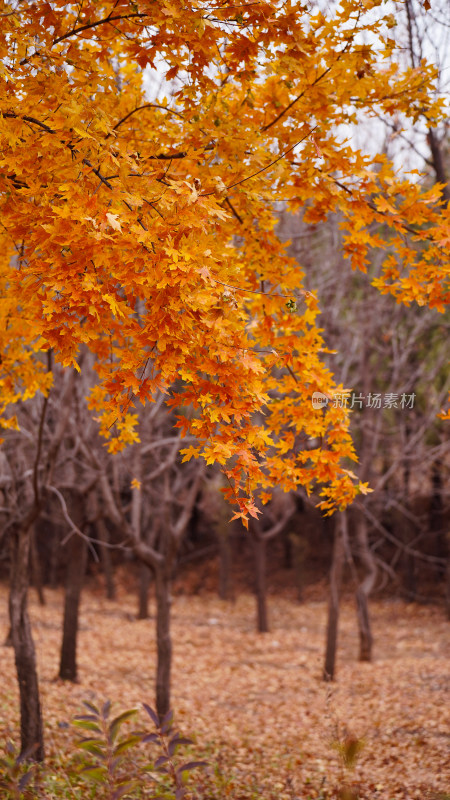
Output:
[
  {"xmin": 0, "ymin": 701, "xmax": 206, "ymax": 800},
  {"xmin": 0, "ymin": 740, "xmax": 36, "ymax": 799}
]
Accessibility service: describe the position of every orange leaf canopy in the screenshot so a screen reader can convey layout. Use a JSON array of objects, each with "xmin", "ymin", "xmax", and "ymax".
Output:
[{"xmin": 0, "ymin": 0, "xmax": 447, "ymax": 515}]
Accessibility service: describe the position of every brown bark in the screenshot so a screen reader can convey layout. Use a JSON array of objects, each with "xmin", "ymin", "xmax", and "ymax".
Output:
[
  {"xmin": 95, "ymin": 436, "xmax": 204, "ymax": 718},
  {"xmin": 9, "ymin": 523, "xmax": 45, "ymax": 760},
  {"xmin": 354, "ymin": 511, "xmax": 377, "ymax": 662},
  {"xmin": 290, "ymin": 531, "xmax": 308, "ymax": 603},
  {"xmin": 253, "ymin": 534, "xmax": 269, "ymax": 633},
  {"xmin": 429, "ymin": 460, "xmax": 445, "ymax": 567},
  {"xmin": 283, "ymin": 527, "xmax": 293, "ymax": 569},
  {"xmin": 59, "ymin": 527, "xmax": 88, "ymax": 681},
  {"xmin": 7, "ymin": 363, "xmax": 75, "ymax": 761},
  {"xmin": 152, "ymin": 465, "xmax": 203, "ymax": 716},
  {"xmin": 155, "ymin": 567, "xmax": 172, "ymax": 719},
  {"xmin": 446, "ymin": 556, "xmax": 450, "ymax": 622},
  {"xmin": 401, "ymin": 426, "xmax": 417, "ymax": 601},
  {"xmin": 96, "ymin": 518, "xmax": 116, "ymax": 600},
  {"xmin": 427, "ymin": 129, "xmax": 450, "ymax": 203},
  {"xmin": 137, "ymin": 561, "xmax": 152, "ymax": 619},
  {"xmin": 48, "ymin": 523, "xmax": 60, "ymax": 589},
  {"xmin": 218, "ymin": 526, "xmax": 234, "ymax": 602},
  {"xmin": 250, "ymin": 497, "xmax": 295, "ymax": 633},
  {"xmin": 204, "ymin": 474, "xmax": 235, "ymax": 601},
  {"xmin": 30, "ymin": 526, "xmax": 45, "ymax": 606},
  {"xmin": 3, "ymin": 626, "xmax": 13, "ymax": 647},
  {"xmin": 324, "ymin": 512, "xmax": 347, "ymax": 681}
]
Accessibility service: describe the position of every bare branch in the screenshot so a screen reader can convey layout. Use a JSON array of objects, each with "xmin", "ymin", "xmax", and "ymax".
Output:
[
  {"xmin": 46, "ymin": 484, "xmax": 99, "ymax": 562},
  {"xmin": 173, "ymin": 462, "xmax": 205, "ymax": 540},
  {"xmin": 53, "ymin": 12, "xmax": 147, "ymax": 45}
]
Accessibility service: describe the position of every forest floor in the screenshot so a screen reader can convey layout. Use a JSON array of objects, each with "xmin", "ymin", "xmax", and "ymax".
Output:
[{"xmin": 0, "ymin": 581, "xmax": 449, "ymax": 800}]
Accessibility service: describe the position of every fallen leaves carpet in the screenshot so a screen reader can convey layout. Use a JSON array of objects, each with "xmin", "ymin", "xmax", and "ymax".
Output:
[{"xmin": 0, "ymin": 584, "xmax": 449, "ymax": 799}]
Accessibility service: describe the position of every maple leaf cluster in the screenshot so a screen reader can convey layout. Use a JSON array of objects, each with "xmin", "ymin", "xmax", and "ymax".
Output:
[{"xmin": 0, "ymin": 0, "xmax": 447, "ymax": 516}]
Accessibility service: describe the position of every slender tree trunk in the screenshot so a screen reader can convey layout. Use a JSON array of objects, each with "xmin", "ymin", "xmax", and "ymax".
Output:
[
  {"xmin": 30, "ymin": 526, "xmax": 45, "ymax": 606},
  {"xmin": 427, "ymin": 129, "xmax": 450, "ymax": 203},
  {"xmin": 404, "ymin": 552, "xmax": 417, "ymax": 601},
  {"xmin": 445, "ymin": 557, "xmax": 450, "ymax": 622},
  {"xmin": 155, "ymin": 567, "xmax": 172, "ymax": 718},
  {"xmin": 354, "ymin": 513, "xmax": 377, "ymax": 662},
  {"xmin": 324, "ymin": 513, "xmax": 346, "ymax": 681},
  {"xmin": 429, "ymin": 460, "xmax": 445, "ymax": 571},
  {"xmin": 401, "ymin": 427, "xmax": 417, "ymax": 601},
  {"xmin": 97, "ymin": 518, "xmax": 116, "ymax": 601},
  {"xmin": 355, "ymin": 588, "xmax": 372, "ymax": 662},
  {"xmin": 283, "ymin": 527, "xmax": 293, "ymax": 569},
  {"xmin": 59, "ymin": 530, "xmax": 88, "ymax": 681},
  {"xmin": 218, "ymin": 526, "xmax": 234, "ymax": 601},
  {"xmin": 249, "ymin": 498, "xmax": 294, "ymax": 631},
  {"xmin": 131, "ymin": 447, "xmax": 150, "ymax": 618},
  {"xmin": 3, "ymin": 626, "xmax": 12, "ymax": 646},
  {"xmin": 9, "ymin": 523, "xmax": 45, "ymax": 760},
  {"xmin": 49, "ymin": 524, "xmax": 60, "ymax": 589},
  {"xmin": 290, "ymin": 531, "xmax": 307, "ymax": 603},
  {"xmin": 137, "ymin": 561, "xmax": 152, "ymax": 619},
  {"xmin": 254, "ymin": 534, "xmax": 269, "ymax": 633}
]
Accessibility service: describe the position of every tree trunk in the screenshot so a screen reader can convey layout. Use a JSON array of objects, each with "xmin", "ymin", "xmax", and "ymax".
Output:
[
  {"xmin": 3, "ymin": 626, "xmax": 12, "ymax": 646},
  {"xmin": 355, "ymin": 585, "xmax": 373, "ymax": 662},
  {"xmin": 404, "ymin": 551, "xmax": 417, "ymax": 601},
  {"xmin": 97, "ymin": 518, "xmax": 116, "ymax": 601},
  {"xmin": 30, "ymin": 526, "xmax": 45, "ymax": 606},
  {"xmin": 401, "ymin": 424, "xmax": 417, "ymax": 601},
  {"xmin": 324, "ymin": 512, "xmax": 346, "ymax": 681},
  {"xmin": 59, "ymin": 530, "xmax": 88, "ymax": 681},
  {"xmin": 218, "ymin": 526, "xmax": 234, "ymax": 601},
  {"xmin": 155, "ymin": 567, "xmax": 172, "ymax": 719},
  {"xmin": 354, "ymin": 512, "xmax": 376, "ymax": 662},
  {"xmin": 290, "ymin": 531, "xmax": 308, "ymax": 603},
  {"xmin": 9, "ymin": 524, "xmax": 45, "ymax": 760},
  {"xmin": 427, "ymin": 128, "xmax": 450, "ymax": 203},
  {"xmin": 430, "ymin": 460, "xmax": 445, "ymax": 571},
  {"xmin": 254, "ymin": 534, "xmax": 269, "ymax": 633},
  {"xmin": 445, "ymin": 554, "xmax": 450, "ymax": 622},
  {"xmin": 137, "ymin": 561, "xmax": 152, "ymax": 619},
  {"xmin": 283, "ymin": 527, "xmax": 293, "ymax": 569},
  {"xmin": 48, "ymin": 523, "xmax": 60, "ymax": 589}
]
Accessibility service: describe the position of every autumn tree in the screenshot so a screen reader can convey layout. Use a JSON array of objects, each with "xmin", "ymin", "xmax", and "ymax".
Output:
[
  {"xmin": 0, "ymin": 362, "xmax": 77, "ymax": 759},
  {"xmin": 1, "ymin": 0, "xmax": 449, "ymax": 759},
  {"xmin": 389, "ymin": 0, "xmax": 449, "ymax": 202},
  {"xmin": 278, "ymin": 199, "xmax": 449, "ymax": 668},
  {"xmin": 79, "ymin": 396, "xmax": 205, "ymax": 718}
]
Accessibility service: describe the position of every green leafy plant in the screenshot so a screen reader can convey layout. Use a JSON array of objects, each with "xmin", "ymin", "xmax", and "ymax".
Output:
[
  {"xmin": 0, "ymin": 741, "xmax": 36, "ymax": 799},
  {"xmin": 141, "ymin": 703, "xmax": 207, "ymax": 800},
  {"xmin": 72, "ymin": 699, "xmax": 140, "ymax": 800},
  {"xmin": 70, "ymin": 700, "xmax": 207, "ymax": 800},
  {"xmin": 0, "ymin": 701, "xmax": 208, "ymax": 800}
]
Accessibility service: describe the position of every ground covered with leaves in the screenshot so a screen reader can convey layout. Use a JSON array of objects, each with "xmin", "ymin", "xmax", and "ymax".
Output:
[{"xmin": 0, "ymin": 582, "xmax": 449, "ymax": 799}]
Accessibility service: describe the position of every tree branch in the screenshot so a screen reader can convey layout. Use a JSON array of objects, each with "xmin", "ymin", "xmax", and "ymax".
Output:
[
  {"xmin": 203, "ymin": 126, "xmax": 317, "ymax": 195},
  {"xmin": 173, "ymin": 463, "xmax": 205, "ymax": 540},
  {"xmin": 111, "ymin": 104, "xmax": 185, "ymax": 134},
  {"xmin": 53, "ymin": 13, "xmax": 147, "ymax": 45}
]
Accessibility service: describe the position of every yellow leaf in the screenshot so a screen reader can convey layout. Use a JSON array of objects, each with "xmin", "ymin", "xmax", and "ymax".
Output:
[{"xmin": 106, "ymin": 213, "xmax": 122, "ymax": 232}]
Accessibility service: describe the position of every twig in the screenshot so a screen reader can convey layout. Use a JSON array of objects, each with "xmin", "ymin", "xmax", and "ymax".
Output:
[
  {"xmin": 45, "ymin": 485, "xmax": 99, "ymax": 562},
  {"xmin": 53, "ymin": 12, "xmax": 147, "ymax": 45}
]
